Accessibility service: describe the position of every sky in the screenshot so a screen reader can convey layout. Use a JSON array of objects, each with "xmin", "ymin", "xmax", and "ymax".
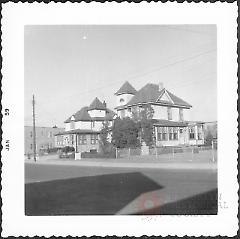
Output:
[{"xmin": 24, "ymin": 25, "xmax": 217, "ymax": 128}]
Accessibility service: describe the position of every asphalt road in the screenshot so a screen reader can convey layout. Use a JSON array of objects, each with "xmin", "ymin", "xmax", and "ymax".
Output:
[{"xmin": 25, "ymin": 163, "xmax": 217, "ymax": 215}]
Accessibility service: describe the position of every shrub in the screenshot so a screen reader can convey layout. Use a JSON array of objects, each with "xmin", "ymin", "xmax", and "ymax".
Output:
[
  {"xmin": 47, "ymin": 147, "xmax": 62, "ymax": 154},
  {"xmin": 81, "ymin": 150, "xmax": 116, "ymax": 159},
  {"xmin": 61, "ymin": 146, "xmax": 75, "ymax": 153}
]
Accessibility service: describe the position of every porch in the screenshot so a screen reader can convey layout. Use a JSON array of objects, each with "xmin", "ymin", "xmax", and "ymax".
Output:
[
  {"xmin": 55, "ymin": 129, "xmax": 100, "ymax": 153},
  {"xmin": 153, "ymin": 120, "xmax": 204, "ymax": 147}
]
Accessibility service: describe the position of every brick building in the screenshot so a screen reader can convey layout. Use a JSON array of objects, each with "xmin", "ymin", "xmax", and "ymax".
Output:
[{"xmin": 24, "ymin": 126, "xmax": 64, "ymax": 155}]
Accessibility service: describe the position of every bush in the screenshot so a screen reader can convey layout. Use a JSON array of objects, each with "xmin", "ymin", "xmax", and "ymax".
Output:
[
  {"xmin": 47, "ymin": 147, "xmax": 62, "ymax": 154},
  {"xmin": 81, "ymin": 150, "xmax": 116, "ymax": 159},
  {"xmin": 61, "ymin": 146, "xmax": 75, "ymax": 153}
]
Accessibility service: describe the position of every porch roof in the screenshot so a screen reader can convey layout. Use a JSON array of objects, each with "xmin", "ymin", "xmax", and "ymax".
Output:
[
  {"xmin": 185, "ymin": 120, "xmax": 205, "ymax": 125},
  {"xmin": 54, "ymin": 129, "xmax": 100, "ymax": 136},
  {"xmin": 152, "ymin": 119, "xmax": 188, "ymax": 127}
]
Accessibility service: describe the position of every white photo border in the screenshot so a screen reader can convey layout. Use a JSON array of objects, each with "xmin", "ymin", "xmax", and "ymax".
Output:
[{"xmin": 1, "ymin": 2, "xmax": 238, "ymax": 237}]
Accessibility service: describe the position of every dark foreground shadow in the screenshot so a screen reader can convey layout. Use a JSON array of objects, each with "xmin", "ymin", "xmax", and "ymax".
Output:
[
  {"xmin": 133, "ymin": 188, "xmax": 218, "ymax": 215},
  {"xmin": 25, "ymin": 172, "xmax": 162, "ymax": 215}
]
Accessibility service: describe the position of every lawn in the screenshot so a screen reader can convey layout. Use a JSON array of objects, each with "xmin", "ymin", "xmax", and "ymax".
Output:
[{"xmin": 43, "ymin": 149, "xmax": 217, "ymax": 164}]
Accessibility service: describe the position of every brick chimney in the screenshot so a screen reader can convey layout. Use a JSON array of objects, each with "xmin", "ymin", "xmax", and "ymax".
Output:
[
  {"xmin": 159, "ymin": 82, "xmax": 164, "ymax": 91},
  {"xmin": 103, "ymin": 100, "xmax": 107, "ymax": 108}
]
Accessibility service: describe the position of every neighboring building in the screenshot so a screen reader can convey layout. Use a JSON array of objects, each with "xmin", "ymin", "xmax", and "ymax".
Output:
[
  {"xmin": 24, "ymin": 126, "xmax": 64, "ymax": 155},
  {"xmin": 55, "ymin": 97, "xmax": 115, "ymax": 153},
  {"xmin": 114, "ymin": 81, "xmax": 205, "ymax": 146}
]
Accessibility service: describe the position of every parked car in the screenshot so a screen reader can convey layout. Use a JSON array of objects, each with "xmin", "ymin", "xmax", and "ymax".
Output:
[
  {"xmin": 58, "ymin": 146, "xmax": 75, "ymax": 159},
  {"xmin": 59, "ymin": 151, "xmax": 75, "ymax": 158}
]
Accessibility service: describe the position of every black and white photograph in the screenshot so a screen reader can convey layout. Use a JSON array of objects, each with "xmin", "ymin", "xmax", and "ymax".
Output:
[
  {"xmin": 1, "ymin": 3, "xmax": 238, "ymax": 237},
  {"xmin": 24, "ymin": 24, "xmax": 218, "ymax": 216}
]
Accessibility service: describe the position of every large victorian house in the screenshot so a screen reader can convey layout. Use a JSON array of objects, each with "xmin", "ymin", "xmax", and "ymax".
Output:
[
  {"xmin": 115, "ymin": 81, "xmax": 204, "ymax": 147},
  {"xmin": 55, "ymin": 97, "xmax": 115, "ymax": 153}
]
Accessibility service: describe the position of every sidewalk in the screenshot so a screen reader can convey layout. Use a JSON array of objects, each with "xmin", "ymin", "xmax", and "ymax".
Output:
[{"xmin": 25, "ymin": 157, "xmax": 217, "ymax": 171}]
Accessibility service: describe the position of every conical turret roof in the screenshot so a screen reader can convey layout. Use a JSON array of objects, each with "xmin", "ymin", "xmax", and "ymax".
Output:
[
  {"xmin": 114, "ymin": 81, "xmax": 137, "ymax": 95},
  {"xmin": 88, "ymin": 97, "xmax": 106, "ymax": 111}
]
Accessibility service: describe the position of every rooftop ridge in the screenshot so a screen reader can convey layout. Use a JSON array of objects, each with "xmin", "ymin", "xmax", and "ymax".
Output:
[{"xmin": 123, "ymin": 83, "xmax": 191, "ymax": 108}]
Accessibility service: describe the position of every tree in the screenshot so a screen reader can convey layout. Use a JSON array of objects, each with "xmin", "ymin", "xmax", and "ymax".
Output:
[
  {"xmin": 204, "ymin": 124, "xmax": 217, "ymax": 146},
  {"xmin": 111, "ymin": 117, "xmax": 140, "ymax": 149},
  {"xmin": 204, "ymin": 126, "xmax": 214, "ymax": 146},
  {"xmin": 99, "ymin": 120, "xmax": 111, "ymax": 154},
  {"xmin": 132, "ymin": 104, "xmax": 155, "ymax": 146}
]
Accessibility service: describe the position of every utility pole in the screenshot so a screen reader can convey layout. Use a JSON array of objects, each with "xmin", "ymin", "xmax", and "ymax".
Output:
[{"xmin": 32, "ymin": 95, "xmax": 37, "ymax": 162}]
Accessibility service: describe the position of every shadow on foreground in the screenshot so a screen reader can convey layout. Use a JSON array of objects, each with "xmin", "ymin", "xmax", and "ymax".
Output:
[
  {"xmin": 25, "ymin": 172, "xmax": 162, "ymax": 215},
  {"xmin": 133, "ymin": 188, "xmax": 218, "ymax": 215}
]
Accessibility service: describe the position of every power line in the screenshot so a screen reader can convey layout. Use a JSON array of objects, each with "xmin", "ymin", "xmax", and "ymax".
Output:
[
  {"xmin": 163, "ymin": 25, "xmax": 216, "ymax": 37},
  {"xmin": 126, "ymin": 49, "xmax": 216, "ymax": 82},
  {"xmin": 168, "ymin": 71, "xmax": 216, "ymax": 90},
  {"xmin": 37, "ymin": 103, "xmax": 58, "ymax": 125},
  {"xmin": 25, "ymin": 46, "xmax": 216, "ymax": 126},
  {"xmin": 25, "ymin": 72, "xmax": 216, "ymax": 126},
  {"xmin": 45, "ymin": 47, "xmax": 216, "ymax": 107},
  {"xmin": 172, "ymin": 75, "xmax": 217, "ymax": 92},
  {"xmin": 25, "ymin": 75, "xmax": 216, "ymax": 129}
]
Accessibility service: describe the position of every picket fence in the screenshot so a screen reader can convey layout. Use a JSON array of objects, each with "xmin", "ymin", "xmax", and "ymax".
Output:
[{"xmin": 116, "ymin": 140, "xmax": 217, "ymax": 161}]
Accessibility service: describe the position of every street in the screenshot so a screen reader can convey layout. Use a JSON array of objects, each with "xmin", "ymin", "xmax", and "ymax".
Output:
[{"xmin": 25, "ymin": 161, "xmax": 217, "ymax": 215}]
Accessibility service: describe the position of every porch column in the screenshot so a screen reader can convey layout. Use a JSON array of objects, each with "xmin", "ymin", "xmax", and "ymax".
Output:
[
  {"xmin": 185, "ymin": 127, "xmax": 189, "ymax": 144},
  {"xmin": 75, "ymin": 134, "xmax": 78, "ymax": 153},
  {"xmin": 195, "ymin": 125, "xmax": 198, "ymax": 144},
  {"xmin": 202, "ymin": 125, "xmax": 205, "ymax": 144},
  {"xmin": 166, "ymin": 127, "xmax": 169, "ymax": 141},
  {"xmin": 155, "ymin": 126, "xmax": 158, "ymax": 146},
  {"xmin": 177, "ymin": 127, "xmax": 180, "ymax": 142}
]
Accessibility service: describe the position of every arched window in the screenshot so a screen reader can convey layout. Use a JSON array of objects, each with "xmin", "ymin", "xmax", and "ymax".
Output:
[{"xmin": 120, "ymin": 98, "xmax": 124, "ymax": 103}]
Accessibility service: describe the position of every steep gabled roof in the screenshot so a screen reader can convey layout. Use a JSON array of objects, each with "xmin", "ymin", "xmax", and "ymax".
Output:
[
  {"xmin": 114, "ymin": 81, "xmax": 137, "ymax": 95},
  {"xmin": 127, "ymin": 83, "xmax": 162, "ymax": 105},
  {"xmin": 165, "ymin": 90, "xmax": 192, "ymax": 108},
  {"xmin": 64, "ymin": 106, "xmax": 91, "ymax": 123},
  {"xmin": 88, "ymin": 97, "xmax": 106, "ymax": 111},
  {"xmin": 64, "ymin": 106, "xmax": 116, "ymax": 123},
  {"xmin": 123, "ymin": 83, "xmax": 191, "ymax": 108}
]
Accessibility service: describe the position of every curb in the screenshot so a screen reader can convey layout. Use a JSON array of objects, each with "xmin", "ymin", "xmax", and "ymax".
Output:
[{"xmin": 25, "ymin": 160, "xmax": 217, "ymax": 171}]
